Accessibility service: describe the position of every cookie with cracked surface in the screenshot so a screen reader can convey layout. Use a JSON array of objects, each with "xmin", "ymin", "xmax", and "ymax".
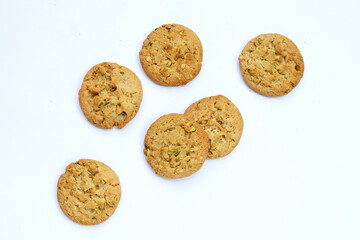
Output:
[
  {"xmin": 239, "ymin": 33, "xmax": 304, "ymax": 97},
  {"xmin": 144, "ymin": 113, "xmax": 209, "ymax": 179},
  {"xmin": 57, "ymin": 159, "xmax": 121, "ymax": 225},
  {"xmin": 139, "ymin": 23, "xmax": 203, "ymax": 86},
  {"xmin": 185, "ymin": 95, "xmax": 243, "ymax": 159},
  {"xmin": 79, "ymin": 62, "xmax": 143, "ymax": 129}
]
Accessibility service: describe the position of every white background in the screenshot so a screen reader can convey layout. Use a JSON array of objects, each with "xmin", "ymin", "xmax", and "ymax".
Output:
[{"xmin": 0, "ymin": 0, "xmax": 359, "ymax": 239}]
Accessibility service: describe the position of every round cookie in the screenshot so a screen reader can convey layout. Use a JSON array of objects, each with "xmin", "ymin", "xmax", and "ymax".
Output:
[
  {"xmin": 239, "ymin": 33, "xmax": 304, "ymax": 97},
  {"xmin": 79, "ymin": 62, "xmax": 143, "ymax": 129},
  {"xmin": 184, "ymin": 95, "xmax": 244, "ymax": 159},
  {"xmin": 57, "ymin": 159, "xmax": 121, "ymax": 225},
  {"xmin": 144, "ymin": 113, "xmax": 209, "ymax": 179},
  {"xmin": 139, "ymin": 23, "xmax": 203, "ymax": 86}
]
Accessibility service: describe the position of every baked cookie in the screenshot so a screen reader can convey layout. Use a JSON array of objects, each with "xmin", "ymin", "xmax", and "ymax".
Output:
[
  {"xmin": 139, "ymin": 23, "xmax": 203, "ymax": 86},
  {"xmin": 239, "ymin": 33, "xmax": 304, "ymax": 97},
  {"xmin": 57, "ymin": 159, "xmax": 121, "ymax": 225},
  {"xmin": 79, "ymin": 62, "xmax": 143, "ymax": 129},
  {"xmin": 144, "ymin": 113, "xmax": 209, "ymax": 179},
  {"xmin": 184, "ymin": 95, "xmax": 243, "ymax": 159}
]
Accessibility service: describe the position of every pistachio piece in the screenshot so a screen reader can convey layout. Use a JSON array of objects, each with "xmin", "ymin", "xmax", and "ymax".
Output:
[
  {"xmin": 249, "ymin": 65, "xmax": 256, "ymax": 71},
  {"xmin": 172, "ymin": 149, "xmax": 180, "ymax": 156},
  {"xmin": 119, "ymin": 112, "xmax": 127, "ymax": 119}
]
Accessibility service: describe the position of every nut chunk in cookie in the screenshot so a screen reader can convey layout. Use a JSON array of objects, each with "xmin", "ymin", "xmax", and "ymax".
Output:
[
  {"xmin": 185, "ymin": 95, "xmax": 243, "ymax": 159},
  {"xmin": 79, "ymin": 62, "xmax": 143, "ymax": 129},
  {"xmin": 57, "ymin": 159, "xmax": 121, "ymax": 225},
  {"xmin": 140, "ymin": 24, "xmax": 203, "ymax": 86},
  {"xmin": 239, "ymin": 33, "xmax": 304, "ymax": 97},
  {"xmin": 144, "ymin": 113, "xmax": 209, "ymax": 179}
]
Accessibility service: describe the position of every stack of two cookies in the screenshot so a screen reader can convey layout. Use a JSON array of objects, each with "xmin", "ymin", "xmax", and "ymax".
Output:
[{"xmin": 144, "ymin": 95, "xmax": 244, "ymax": 179}]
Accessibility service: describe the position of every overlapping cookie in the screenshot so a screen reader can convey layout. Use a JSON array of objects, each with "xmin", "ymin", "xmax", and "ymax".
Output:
[
  {"xmin": 144, "ymin": 113, "xmax": 209, "ymax": 179},
  {"xmin": 185, "ymin": 95, "xmax": 243, "ymax": 159}
]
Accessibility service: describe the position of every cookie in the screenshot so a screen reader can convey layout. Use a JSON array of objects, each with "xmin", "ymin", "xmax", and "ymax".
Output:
[
  {"xmin": 79, "ymin": 62, "xmax": 143, "ymax": 129},
  {"xmin": 57, "ymin": 159, "xmax": 121, "ymax": 225},
  {"xmin": 184, "ymin": 95, "xmax": 243, "ymax": 159},
  {"xmin": 239, "ymin": 33, "xmax": 304, "ymax": 97},
  {"xmin": 139, "ymin": 23, "xmax": 203, "ymax": 86},
  {"xmin": 144, "ymin": 113, "xmax": 209, "ymax": 179}
]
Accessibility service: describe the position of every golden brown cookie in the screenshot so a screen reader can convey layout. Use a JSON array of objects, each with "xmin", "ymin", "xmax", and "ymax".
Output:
[
  {"xmin": 184, "ymin": 95, "xmax": 243, "ymax": 159},
  {"xmin": 139, "ymin": 23, "xmax": 203, "ymax": 86},
  {"xmin": 239, "ymin": 33, "xmax": 304, "ymax": 97},
  {"xmin": 57, "ymin": 159, "xmax": 121, "ymax": 225},
  {"xmin": 144, "ymin": 113, "xmax": 209, "ymax": 179},
  {"xmin": 79, "ymin": 62, "xmax": 143, "ymax": 129}
]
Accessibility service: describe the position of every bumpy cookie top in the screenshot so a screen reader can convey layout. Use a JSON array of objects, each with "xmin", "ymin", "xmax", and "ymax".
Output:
[
  {"xmin": 239, "ymin": 33, "xmax": 304, "ymax": 97},
  {"xmin": 79, "ymin": 62, "xmax": 143, "ymax": 129},
  {"xmin": 139, "ymin": 24, "xmax": 203, "ymax": 86},
  {"xmin": 57, "ymin": 159, "xmax": 121, "ymax": 225},
  {"xmin": 144, "ymin": 113, "xmax": 209, "ymax": 179},
  {"xmin": 185, "ymin": 95, "xmax": 243, "ymax": 159}
]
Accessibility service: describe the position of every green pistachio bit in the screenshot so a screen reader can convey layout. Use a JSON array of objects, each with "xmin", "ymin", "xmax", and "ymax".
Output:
[
  {"xmin": 119, "ymin": 112, "xmax": 127, "ymax": 118},
  {"xmin": 189, "ymin": 126, "xmax": 196, "ymax": 132},
  {"xmin": 172, "ymin": 149, "xmax": 180, "ymax": 156},
  {"xmin": 249, "ymin": 65, "xmax": 256, "ymax": 71}
]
